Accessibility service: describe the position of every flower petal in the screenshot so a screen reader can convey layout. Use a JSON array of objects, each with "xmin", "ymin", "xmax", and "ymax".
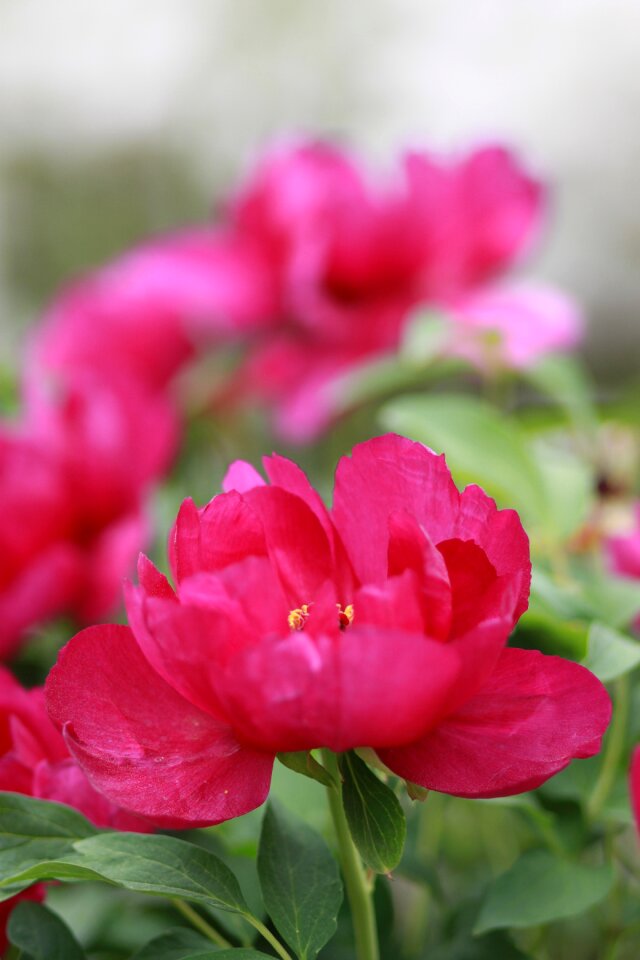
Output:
[
  {"xmin": 215, "ymin": 613, "xmax": 461, "ymax": 754},
  {"xmin": 379, "ymin": 647, "xmax": 611, "ymax": 798},
  {"xmin": 46, "ymin": 625, "xmax": 274, "ymax": 827},
  {"xmin": 333, "ymin": 434, "xmax": 460, "ymax": 584}
]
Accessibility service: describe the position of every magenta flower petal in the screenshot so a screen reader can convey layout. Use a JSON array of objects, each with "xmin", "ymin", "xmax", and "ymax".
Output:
[
  {"xmin": 333, "ymin": 435, "xmax": 461, "ymax": 583},
  {"xmin": 379, "ymin": 647, "xmax": 611, "ymax": 798},
  {"xmin": 214, "ymin": 585, "xmax": 460, "ymax": 754},
  {"xmin": 46, "ymin": 625, "xmax": 274, "ymax": 826}
]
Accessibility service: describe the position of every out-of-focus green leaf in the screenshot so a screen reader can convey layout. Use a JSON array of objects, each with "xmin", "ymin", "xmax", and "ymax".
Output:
[
  {"xmin": 257, "ymin": 800, "xmax": 342, "ymax": 960},
  {"xmin": 512, "ymin": 610, "xmax": 588, "ymax": 660},
  {"xmin": 475, "ymin": 850, "xmax": 614, "ymax": 934},
  {"xmin": 430, "ymin": 929, "xmax": 531, "ymax": 960},
  {"xmin": 338, "ymin": 753, "xmax": 406, "ymax": 874},
  {"xmin": 581, "ymin": 622, "xmax": 640, "ymax": 682},
  {"xmin": 531, "ymin": 441, "xmax": 594, "ymax": 542},
  {"xmin": 529, "ymin": 569, "xmax": 592, "ymax": 621},
  {"xmin": 380, "ymin": 393, "xmax": 549, "ymax": 526},
  {"xmin": 575, "ymin": 571, "xmax": 640, "ymax": 629},
  {"xmin": 130, "ymin": 929, "xmax": 215, "ymax": 959},
  {"xmin": 131, "ymin": 928, "xmax": 271, "ymax": 959},
  {"xmin": 399, "ymin": 311, "xmax": 450, "ymax": 365},
  {"xmin": 524, "ymin": 354, "xmax": 596, "ymax": 430},
  {"xmin": 7, "ymin": 901, "xmax": 86, "ymax": 960}
]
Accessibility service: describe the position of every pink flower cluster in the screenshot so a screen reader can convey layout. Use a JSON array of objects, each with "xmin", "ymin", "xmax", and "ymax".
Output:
[{"xmin": 2, "ymin": 139, "xmax": 582, "ymax": 653}]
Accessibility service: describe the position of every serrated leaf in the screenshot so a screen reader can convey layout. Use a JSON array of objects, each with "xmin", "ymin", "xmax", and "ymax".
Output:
[
  {"xmin": 582, "ymin": 621, "xmax": 640, "ymax": 681},
  {"xmin": 475, "ymin": 850, "xmax": 614, "ymax": 934},
  {"xmin": 257, "ymin": 800, "xmax": 342, "ymax": 960},
  {"xmin": 339, "ymin": 753, "xmax": 406, "ymax": 874},
  {"xmin": 277, "ymin": 752, "xmax": 336, "ymax": 789},
  {"xmin": 7, "ymin": 901, "xmax": 86, "ymax": 960}
]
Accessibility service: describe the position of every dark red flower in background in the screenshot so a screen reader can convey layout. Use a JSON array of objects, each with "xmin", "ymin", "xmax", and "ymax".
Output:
[{"xmin": 46, "ymin": 435, "xmax": 610, "ymax": 827}]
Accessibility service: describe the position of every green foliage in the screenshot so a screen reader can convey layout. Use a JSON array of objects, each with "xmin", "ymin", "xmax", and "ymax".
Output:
[
  {"xmin": 277, "ymin": 751, "xmax": 337, "ymax": 789},
  {"xmin": 131, "ymin": 928, "xmax": 271, "ymax": 959},
  {"xmin": 475, "ymin": 850, "xmax": 614, "ymax": 934},
  {"xmin": 257, "ymin": 800, "xmax": 343, "ymax": 960},
  {"xmin": 7, "ymin": 901, "xmax": 86, "ymax": 960},
  {"xmin": 338, "ymin": 752, "xmax": 407, "ymax": 874}
]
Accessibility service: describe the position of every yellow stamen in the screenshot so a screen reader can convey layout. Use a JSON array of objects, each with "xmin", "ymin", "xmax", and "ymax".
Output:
[
  {"xmin": 288, "ymin": 604, "xmax": 310, "ymax": 631},
  {"xmin": 337, "ymin": 603, "xmax": 354, "ymax": 630}
]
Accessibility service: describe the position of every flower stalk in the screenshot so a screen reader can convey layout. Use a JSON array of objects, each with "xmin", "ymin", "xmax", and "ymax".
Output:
[{"xmin": 323, "ymin": 750, "xmax": 380, "ymax": 960}]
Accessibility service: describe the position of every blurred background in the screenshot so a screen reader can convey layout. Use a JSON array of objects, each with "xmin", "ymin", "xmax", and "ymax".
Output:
[{"xmin": 1, "ymin": 0, "xmax": 639, "ymax": 382}]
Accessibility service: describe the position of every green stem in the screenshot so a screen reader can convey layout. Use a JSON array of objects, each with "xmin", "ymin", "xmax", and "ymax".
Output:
[
  {"xmin": 172, "ymin": 898, "xmax": 232, "ymax": 948},
  {"xmin": 323, "ymin": 750, "xmax": 380, "ymax": 960},
  {"xmin": 587, "ymin": 676, "xmax": 630, "ymax": 823},
  {"xmin": 245, "ymin": 917, "xmax": 293, "ymax": 960}
]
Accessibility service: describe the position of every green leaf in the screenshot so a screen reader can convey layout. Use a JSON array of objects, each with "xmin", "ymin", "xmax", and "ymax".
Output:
[
  {"xmin": 581, "ymin": 622, "xmax": 640, "ymax": 682},
  {"xmin": 130, "ymin": 928, "xmax": 215, "ymax": 959},
  {"xmin": 338, "ymin": 753, "xmax": 406, "ymax": 874},
  {"xmin": 277, "ymin": 752, "xmax": 336, "ymax": 789},
  {"xmin": 70, "ymin": 832, "xmax": 250, "ymax": 914},
  {"xmin": 512, "ymin": 610, "xmax": 588, "ymax": 660},
  {"xmin": 0, "ymin": 796, "xmax": 252, "ymax": 920},
  {"xmin": 0, "ymin": 793, "xmax": 97, "ymax": 893},
  {"xmin": 523, "ymin": 354, "xmax": 595, "ymax": 430},
  {"xmin": 379, "ymin": 393, "xmax": 548, "ymax": 526},
  {"xmin": 130, "ymin": 928, "xmax": 272, "ymax": 959},
  {"xmin": 7, "ymin": 901, "xmax": 86, "ymax": 960},
  {"xmin": 531, "ymin": 441, "xmax": 593, "ymax": 542},
  {"xmin": 257, "ymin": 800, "xmax": 342, "ymax": 960},
  {"xmin": 475, "ymin": 850, "xmax": 614, "ymax": 934},
  {"xmin": 399, "ymin": 311, "xmax": 450, "ymax": 365}
]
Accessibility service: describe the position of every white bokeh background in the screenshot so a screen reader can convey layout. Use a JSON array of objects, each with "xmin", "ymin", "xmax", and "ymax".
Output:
[{"xmin": 1, "ymin": 0, "xmax": 638, "ymax": 376}]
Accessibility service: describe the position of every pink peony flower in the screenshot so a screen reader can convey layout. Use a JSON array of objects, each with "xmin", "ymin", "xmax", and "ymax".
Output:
[
  {"xmin": 0, "ymin": 374, "xmax": 174, "ymax": 657},
  {"xmin": 606, "ymin": 503, "xmax": 640, "ymax": 629},
  {"xmin": 46, "ymin": 435, "xmax": 610, "ymax": 827},
  {"xmin": 221, "ymin": 141, "xmax": 579, "ymax": 440},
  {"xmin": 31, "ymin": 229, "xmax": 277, "ymax": 395},
  {"xmin": 445, "ymin": 283, "xmax": 583, "ymax": 372},
  {"xmin": 0, "ymin": 665, "xmax": 149, "ymax": 829}
]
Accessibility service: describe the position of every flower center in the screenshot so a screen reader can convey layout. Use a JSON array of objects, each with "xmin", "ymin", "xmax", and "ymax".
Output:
[{"xmin": 287, "ymin": 602, "xmax": 354, "ymax": 631}]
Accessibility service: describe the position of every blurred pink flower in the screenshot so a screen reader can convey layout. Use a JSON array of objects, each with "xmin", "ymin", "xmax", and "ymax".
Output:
[
  {"xmin": 0, "ymin": 374, "xmax": 174, "ymax": 656},
  {"xmin": 606, "ymin": 503, "xmax": 640, "ymax": 629},
  {"xmin": 222, "ymin": 140, "xmax": 580, "ymax": 440},
  {"xmin": 445, "ymin": 283, "xmax": 583, "ymax": 372},
  {"xmin": 31, "ymin": 229, "xmax": 277, "ymax": 394}
]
